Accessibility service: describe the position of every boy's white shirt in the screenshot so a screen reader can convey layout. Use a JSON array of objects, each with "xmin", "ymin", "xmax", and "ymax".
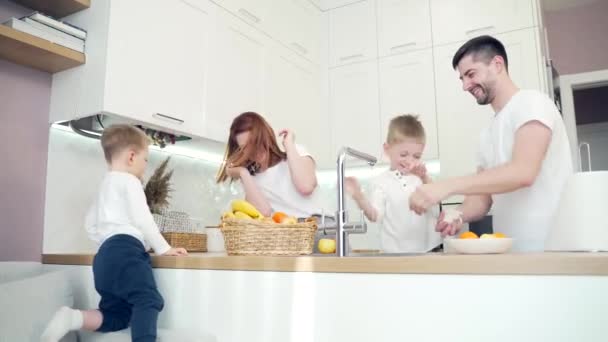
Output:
[
  {"xmin": 85, "ymin": 171, "xmax": 171, "ymax": 255},
  {"xmin": 369, "ymin": 170, "xmax": 442, "ymax": 253}
]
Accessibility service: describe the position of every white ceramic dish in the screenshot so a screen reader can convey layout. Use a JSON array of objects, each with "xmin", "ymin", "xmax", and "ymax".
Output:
[{"xmin": 445, "ymin": 238, "xmax": 513, "ymax": 254}]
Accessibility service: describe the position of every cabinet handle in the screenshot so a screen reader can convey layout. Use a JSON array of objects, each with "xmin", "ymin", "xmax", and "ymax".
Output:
[
  {"xmin": 465, "ymin": 25, "xmax": 495, "ymax": 35},
  {"xmin": 578, "ymin": 142, "xmax": 592, "ymax": 172},
  {"xmin": 291, "ymin": 42, "xmax": 308, "ymax": 55},
  {"xmin": 238, "ymin": 8, "xmax": 261, "ymax": 24},
  {"xmin": 390, "ymin": 42, "xmax": 416, "ymax": 51},
  {"xmin": 339, "ymin": 53, "xmax": 364, "ymax": 62},
  {"xmin": 152, "ymin": 113, "xmax": 184, "ymax": 125}
]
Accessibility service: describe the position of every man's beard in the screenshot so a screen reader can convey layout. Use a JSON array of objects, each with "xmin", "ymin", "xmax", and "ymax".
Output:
[{"xmin": 470, "ymin": 84, "xmax": 493, "ymax": 105}]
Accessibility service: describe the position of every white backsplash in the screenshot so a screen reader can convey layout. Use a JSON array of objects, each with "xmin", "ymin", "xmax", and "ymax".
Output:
[{"xmin": 43, "ymin": 127, "xmax": 390, "ymax": 253}]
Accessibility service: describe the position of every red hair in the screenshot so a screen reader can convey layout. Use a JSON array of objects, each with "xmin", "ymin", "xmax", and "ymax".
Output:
[{"xmin": 216, "ymin": 112, "xmax": 286, "ymax": 182}]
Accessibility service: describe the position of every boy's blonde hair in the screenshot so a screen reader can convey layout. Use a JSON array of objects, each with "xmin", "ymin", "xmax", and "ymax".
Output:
[
  {"xmin": 386, "ymin": 114, "xmax": 426, "ymax": 144},
  {"xmin": 100, "ymin": 124, "xmax": 149, "ymax": 163}
]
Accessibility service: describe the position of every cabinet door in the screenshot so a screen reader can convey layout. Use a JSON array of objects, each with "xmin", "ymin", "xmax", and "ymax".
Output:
[
  {"xmin": 435, "ymin": 28, "xmax": 542, "ymax": 194},
  {"xmin": 104, "ymin": 0, "xmax": 211, "ymax": 136},
  {"xmin": 213, "ymin": 0, "xmax": 272, "ymax": 31},
  {"xmin": 376, "ymin": 0, "xmax": 432, "ymax": 57},
  {"xmin": 329, "ymin": 61, "xmax": 382, "ymax": 161},
  {"xmin": 328, "ymin": 0, "xmax": 377, "ymax": 67},
  {"xmin": 430, "ymin": 0, "xmax": 535, "ymax": 46},
  {"xmin": 204, "ymin": 10, "xmax": 269, "ymax": 142},
  {"xmin": 378, "ymin": 49, "xmax": 438, "ymax": 160},
  {"xmin": 264, "ymin": 45, "xmax": 331, "ymax": 168},
  {"xmin": 271, "ymin": 0, "xmax": 322, "ymax": 64}
]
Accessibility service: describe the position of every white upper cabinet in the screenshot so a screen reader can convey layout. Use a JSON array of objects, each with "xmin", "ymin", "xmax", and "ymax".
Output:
[
  {"xmin": 103, "ymin": 0, "xmax": 211, "ymax": 136},
  {"xmin": 264, "ymin": 45, "xmax": 331, "ymax": 168},
  {"xmin": 214, "ymin": 0, "xmax": 322, "ymax": 64},
  {"xmin": 329, "ymin": 60, "xmax": 382, "ymax": 160},
  {"xmin": 213, "ymin": 0, "xmax": 272, "ymax": 31},
  {"xmin": 435, "ymin": 28, "xmax": 542, "ymax": 189},
  {"xmin": 204, "ymin": 9, "xmax": 270, "ymax": 143},
  {"xmin": 430, "ymin": 0, "xmax": 536, "ymax": 46},
  {"xmin": 50, "ymin": 0, "xmax": 212, "ymax": 137},
  {"xmin": 376, "ymin": 0, "xmax": 432, "ymax": 57},
  {"xmin": 329, "ymin": 0, "xmax": 378, "ymax": 67},
  {"xmin": 378, "ymin": 48, "xmax": 438, "ymax": 160}
]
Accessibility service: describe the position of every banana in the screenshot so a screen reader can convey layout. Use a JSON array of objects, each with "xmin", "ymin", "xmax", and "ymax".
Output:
[
  {"xmin": 234, "ymin": 211, "xmax": 253, "ymax": 220},
  {"xmin": 221, "ymin": 211, "xmax": 235, "ymax": 220},
  {"xmin": 231, "ymin": 200, "xmax": 262, "ymax": 219}
]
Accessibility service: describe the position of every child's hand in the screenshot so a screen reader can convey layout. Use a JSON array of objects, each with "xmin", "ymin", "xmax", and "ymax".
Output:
[
  {"xmin": 344, "ymin": 177, "xmax": 363, "ymax": 199},
  {"xmin": 435, "ymin": 209, "xmax": 464, "ymax": 237},
  {"xmin": 407, "ymin": 161, "xmax": 430, "ymax": 183},
  {"xmin": 163, "ymin": 247, "xmax": 188, "ymax": 256}
]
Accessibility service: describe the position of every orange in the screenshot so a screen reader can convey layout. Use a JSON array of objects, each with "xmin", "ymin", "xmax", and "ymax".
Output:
[
  {"xmin": 272, "ymin": 212, "xmax": 288, "ymax": 224},
  {"xmin": 493, "ymin": 232, "xmax": 506, "ymax": 238},
  {"xmin": 459, "ymin": 231, "xmax": 479, "ymax": 239}
]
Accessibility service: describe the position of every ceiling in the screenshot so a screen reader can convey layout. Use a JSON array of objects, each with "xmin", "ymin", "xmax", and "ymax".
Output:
[{"xmin": 542, "ymin": 0, "xmax": 602, "ymax": 12}]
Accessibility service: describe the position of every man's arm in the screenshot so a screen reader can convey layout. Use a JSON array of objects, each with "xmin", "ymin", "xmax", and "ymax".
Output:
[
  {"xmin": 445, "ymin": 121, "xmax": 551, "ymax": 196},
  {"xmin": 410, "ymin": 121, "xmax": 552, "ymax": 214}
]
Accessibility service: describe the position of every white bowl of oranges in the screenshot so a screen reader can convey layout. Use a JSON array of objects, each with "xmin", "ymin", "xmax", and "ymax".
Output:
[{"xmin": 445, "ymin": 232, "xmax": 512, "ymax": 254}]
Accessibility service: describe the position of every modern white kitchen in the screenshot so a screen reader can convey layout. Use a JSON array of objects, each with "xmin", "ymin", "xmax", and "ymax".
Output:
[{"xmin": 1, "ymin": 0, "xmax": 608, "ymax": 341}]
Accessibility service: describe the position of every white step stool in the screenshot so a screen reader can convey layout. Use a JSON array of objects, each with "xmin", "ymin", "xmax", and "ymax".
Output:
[{"xmin": 77, "ymin": 329, "xmax": 217, "ymax": 342}]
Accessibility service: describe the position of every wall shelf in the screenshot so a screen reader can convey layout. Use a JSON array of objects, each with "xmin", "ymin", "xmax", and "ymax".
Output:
[
  {"xmin": 0, "ymin": 25, "xmax": 85, "ymax": 73},
  {"xmin": 11, "ymin": 0, "xmax": 90, "ymax": 18}
]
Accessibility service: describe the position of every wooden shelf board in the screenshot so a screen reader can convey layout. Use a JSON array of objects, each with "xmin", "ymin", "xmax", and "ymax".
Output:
[
  {"xmin": 0, "ymin": 25, "xmax": 85, "ymax": 73},
  {"xmin": 11, "ymin": 0, "xmax": 90, "ymax": 18}
]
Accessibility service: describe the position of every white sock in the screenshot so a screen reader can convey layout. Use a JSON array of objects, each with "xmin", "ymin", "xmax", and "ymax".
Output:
[{"xmin": 41, "ymin": 306, "xmax": 83, "ymax": 342}]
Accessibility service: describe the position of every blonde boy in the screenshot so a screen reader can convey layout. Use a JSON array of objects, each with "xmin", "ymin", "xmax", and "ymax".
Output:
[
  {"xmin": 42, "ymin": 125, "xmax": 187, "ymax": 342},
  {"xmin": 346, "ymin": 114, "xmax": 441, "ymax": 253}
]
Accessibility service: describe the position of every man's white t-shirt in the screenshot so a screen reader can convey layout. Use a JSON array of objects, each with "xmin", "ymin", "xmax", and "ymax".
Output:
[
  {"xmin": 251, "ymin": 144, "xmax": 323, "ymax": 218},
  {"xmin": 370, "ymin": 170, "xmax": 442, "ymax": 253},
  {"xmin": 477, "ymin": 89, "xmax": 573, "ymax": 251}
]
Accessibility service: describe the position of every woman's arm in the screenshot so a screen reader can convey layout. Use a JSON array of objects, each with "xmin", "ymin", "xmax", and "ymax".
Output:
[
  {"xmin": 280, "ymin": 129, "xmax": 318, "ymax": 196},
  {"xmin": 228, "ymin": 167, "xmax": 273, "ymax": 217}
]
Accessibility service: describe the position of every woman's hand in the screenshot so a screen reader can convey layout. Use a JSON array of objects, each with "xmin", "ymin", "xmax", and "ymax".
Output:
[
  {"xmin": 226, "ymin": 165, "xmax": 248, "ymax": 179},
  {"xmin": 278, "ymin": 129, "xmax": 296, "ymax": 150}
]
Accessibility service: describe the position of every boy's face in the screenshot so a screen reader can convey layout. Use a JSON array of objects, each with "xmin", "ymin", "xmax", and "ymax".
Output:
[
  {"xmin": 129, "ymin": 147, "xmax": 149, "ymax": 181},
  {"xmin": 384, "ymin": 139, "xmax": 425, "ymax": 174}
]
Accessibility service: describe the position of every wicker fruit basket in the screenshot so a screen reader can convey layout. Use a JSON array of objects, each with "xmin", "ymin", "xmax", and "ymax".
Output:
[
  {"xmin": 220, "ymin": 217, "xmax": 317, "ymax": 256},
  {"xmin": 161, "ymin": 232, "xmax": 207, "ymax": 252},
  {"xmin": 154, "ymin": 210, "xmax": 207, "ymax": 252}
]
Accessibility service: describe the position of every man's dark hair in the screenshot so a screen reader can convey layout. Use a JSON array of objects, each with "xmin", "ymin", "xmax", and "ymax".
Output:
[{"xmin": 452, "ymin": 35, "xmax": 508, "ymax": 71}]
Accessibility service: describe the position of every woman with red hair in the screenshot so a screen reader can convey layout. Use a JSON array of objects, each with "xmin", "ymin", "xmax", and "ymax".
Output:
[{"xmin": 216, "ymin": 112, "xmax": 321, "ymax": 218}]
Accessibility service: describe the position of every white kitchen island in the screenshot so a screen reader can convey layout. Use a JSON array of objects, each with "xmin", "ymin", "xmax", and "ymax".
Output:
[{"xmin": 43, "ymin": 253, "xmax": 608, "ymax": 342}]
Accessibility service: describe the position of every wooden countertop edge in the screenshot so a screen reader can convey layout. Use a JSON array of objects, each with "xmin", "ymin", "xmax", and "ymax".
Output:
[{"xmin": 41, "ymin": 253, "xmax": 608, "ymax": 276}]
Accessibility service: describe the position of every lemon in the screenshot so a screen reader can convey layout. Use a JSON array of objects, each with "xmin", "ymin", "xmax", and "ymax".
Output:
[
  {"xmin": 480, "ymin": 233, "xmax": 495, "ymax": 239},
  {"xmin": 318, "ymin": 239, "xmax": 336, "ymax": 254}
]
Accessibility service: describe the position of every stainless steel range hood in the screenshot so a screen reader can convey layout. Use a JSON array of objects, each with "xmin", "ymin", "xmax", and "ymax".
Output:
[{"xmin": 55, "ymin": 114, "xmax": 192, "ymax": 147}]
